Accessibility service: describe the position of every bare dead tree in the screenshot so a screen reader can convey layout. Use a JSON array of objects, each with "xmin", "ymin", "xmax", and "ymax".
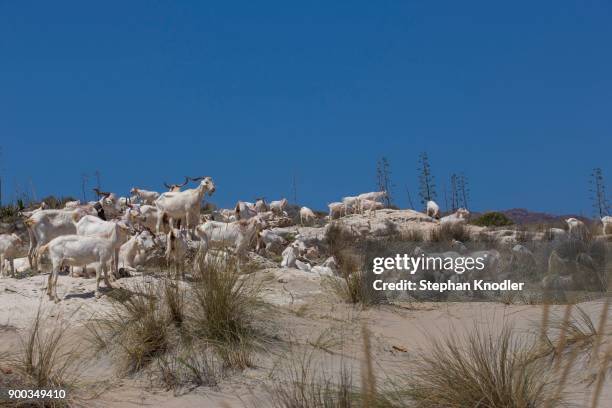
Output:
[
  {"xmin": 292, "ymin": 172, "xmax": 298, "ymax": 205},
  {"xmin": 95, "ymin": 170, "xmax": 101, "ymax": 191},
  {"xmin": 457, "ymin": 173, "xmax": 470, "ymax": 210},
  {"xmin": 29, "ymin": 178, "xmax": 37, "ymax": 203},
  {"xmin": 81, "ymin": 173, "xmax": 89, "ymax": 202},
  {"xmin": 442, "ymin": 181, "xmax": 449, "ymax": 212},
  {"xmin": 405, "ymin": 185, "xmax": 415, "ymax": 209},
  {"xmin": 590, "ymin": 168, "xmax": 610, "ymax": 218},
  {"xmin": 376, "ymin": 157, "xmax": 393, "ymax": 207},
  {"xmin": 449, "ymin": 173, "xmax": 458, "ymax": 211},
  {"xmin": 417, "ymin": 152, "xmax": 436, "ymax": 206}
]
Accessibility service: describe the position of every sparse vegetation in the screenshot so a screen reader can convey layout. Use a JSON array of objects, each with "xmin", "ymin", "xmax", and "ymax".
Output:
[
  {"xmin": 324, "ymin": 248, "xmax": 384, "ymax": 307},
  {"xmin": 401, "ymin": 228, "xmax": 424, "ymax": 242},
  {"xmin": 87, "ymin": 248, "xmax": 267, "ymax": 388},
  {"xmin": 190, "ymin": 254, "xmax": 265, "ymax": 369},
  {"xmin": 0, "ymin": 307, "xmax": 81, "ymax": 407},
  {"xmin": 88, "ymin": 281, "xmax": 170, "ymax": 373},
  {"xmin": 269, "ymin": 351, "xmax": 358, "ymax": 408},
  {"xmin": 472, "ymin": 211, "xmax": 514, "ymax": 227},
  {"xmin": 405, "ymin": 325, "xmax": 563, "ymax": 408},
  {"xmin": 544, "ymin": 305, "xmax": 600, "ymax": 360},
  {"xmin": 269, "ymin": 326, "xmax": 400, "ymax": 408},
  {"xmin": 429, "ymin": 222, "xmax": 471, "ymax": 242},
  {"xmin": 155, "ymin": 343, "xmax": 219, "ymax": 392}
]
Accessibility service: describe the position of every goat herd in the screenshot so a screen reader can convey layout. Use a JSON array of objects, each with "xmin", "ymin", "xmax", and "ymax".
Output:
[
  {"xmin": 0, "ymin": 176, "xmax": 400, "ymax": 302},
  {"xmin": 1, "ymin": 175, "xmax": 611, "ymax": 302}
]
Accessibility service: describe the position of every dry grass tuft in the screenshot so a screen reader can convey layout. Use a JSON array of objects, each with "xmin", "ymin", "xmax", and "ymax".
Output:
[
  {"xmin": 0, "ymin": 307, "xmax": 81, "ymax": 407},
  {"xmin": 401, "ymin": 228, "xmax": 424, "ymax": 242},
  {"xmin": 87, "ymin": 247, "xmax": 267, "ymax": 388},
  {"xmin": 406, "ymin": 325, "xmax": 563, "ymax": 408},
  {"xmin": 429, "ymin": 222, "xmax": 471, "ymax": 243},
  {"xmin": 268, "ymin": 351, "xmax": 357, "ymax": 408},
  {"xmin": 163, "ymin": 279, "xmax": 186, "ymax": 328},
  {"xmin": 190, "ymin": 253, "xmax": 265, "ymax": 369},
  {"xmin": 87, "ymin": 281, "xmax": 169, "ymax": 373},
  {"xmin": 268, "ymin": 325, "xmax": 400, "ymax": 408},
  {"xmin": 155, "ymin": 344, "xmax": 219, "ymax": 392},
  {"xmin": 546, "ymin": 305, "xmax": 599, "ymax": 360},
  {"xmin": 324, "ymin": 247, "xmax": 384, "ymax": 307}
]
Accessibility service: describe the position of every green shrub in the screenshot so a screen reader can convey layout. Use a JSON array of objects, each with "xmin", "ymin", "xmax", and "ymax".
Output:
[
  {"xmin": 472, "ymin": 212, "xmax": 514, "ymax": 227},
  {"xmin": 0, "ymin": 205, "xmax": 19, "ymax": 220}
]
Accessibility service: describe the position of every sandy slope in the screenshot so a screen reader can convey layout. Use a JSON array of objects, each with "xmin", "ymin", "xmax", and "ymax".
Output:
[{"xmin": 1, "ymin": 269, "xmax": 610, "ymax": 407}]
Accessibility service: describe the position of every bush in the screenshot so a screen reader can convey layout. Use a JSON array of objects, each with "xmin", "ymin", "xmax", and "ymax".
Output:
[
  {"xmin": 0, "ymin": 205, "xmax": 19, "ymax": 222},
  {"xmin": 472, "ymin": 212, "xmax": 514, "ymax": 227}
]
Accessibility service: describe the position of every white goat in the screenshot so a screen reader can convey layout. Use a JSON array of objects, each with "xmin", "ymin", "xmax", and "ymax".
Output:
[
  {"xmin": 63, "ymin": 200, "xmax": 81, "ymax": 209},
  {"xmin": 211, "ymin": 208, "xmax": 237, "ymax": 222},
  {"xmin": 0, "ymin": 233, "xmax": 24, "ymax": 277},
  {"xmin": 125, "ymin": 204, "xmax": 171, "ymax": 234},
  {"xmin": 328, "ymin": 202, "xmax": 345, "ymax": 219},
  {"xmin": 94, "ymin": 190, "xmax": 122, "ymax": 219},
  {"xmin": 281, "ymin": 243, "xmax": 298, "ymax": 268},
  {"xmin": 257, "ymin": 229, "xmax": 287, "ymax": 254},
  {"xmin": 357, "ymin": 191, "xmax": 386, "ymax": 212},
  {"xmin": 566, "ymin": 218, "xmax": 589, "ymax": 241},
  {"xmin": 130, "ymin": 187, "xmax": 160, "ymax": 204},
  {"xmin": 19, "ymin": 202, "xmax": 48, "ymax": 217},
  {"xmin": 549, "ymin": 228, "xmax": 567, "ymax": 241},
  {"xmin": 235, "ymin": 201, "xmax": 258, "ymax": 220},
  {"xmin": 426, "ymin": 200, "xmax": 440, "ymax": 219},
  {"xmin": 118, "ymin": 230, "xmax": 157, "ymax": 272},
  {"xmin": 602, "ymin": 216, "xmax": 612, "ymax": 235},
  {"xmin": 359, "ymin": 199, "xmax": 384, "ymax": 215},
  {"xmin": 155, "ymin": 177, "xmax": 216, "ymax": 234},
  {"xmin": 38, "ymin": 233, "xmax": 118, "ymax": 301},
  {"xmin": 254, "ymin": 198, "xmax": 268, "ymax": 213},
  {"xmin": 24, "ymin": 208, "xmax": 92, "ymax": 271},
  {"xmin": 74, "ymin": 215, "xmax": 131, "ymax": 275},
  {"xmin": 195, "ymin": 217, "xmax": 264, "ymax": 259},
  {"xmin": 269, "ymin": 198, "xmax": 288, "ymax": 215},
  {"xmin": 341, "ymin": 196, "xmax": 360, "ymax": 214},
  {"xmin": 166, "ymin": 228, "xmax": 190, "ymax": 279},
  {"xmin": 440, "ymin": 208, "xmax": 470, "ymax": 224},
  {"xmin": 300, "ymin": 207, "xmax": 316, "ymax": 226}
]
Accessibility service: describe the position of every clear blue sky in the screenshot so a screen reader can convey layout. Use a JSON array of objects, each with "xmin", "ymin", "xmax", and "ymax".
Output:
[{"xmin": 1, "ymin": 1, "xmax": 610, "ymax": 215}]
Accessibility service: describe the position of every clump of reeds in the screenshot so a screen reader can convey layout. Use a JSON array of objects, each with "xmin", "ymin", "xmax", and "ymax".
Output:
[
  {"xmin": 0, "ymin": 306, "xmax": 81, "ymax": 407},
  {"xmin": 405, "ymin": 325, "xmax": 562, "ymax": 408}
]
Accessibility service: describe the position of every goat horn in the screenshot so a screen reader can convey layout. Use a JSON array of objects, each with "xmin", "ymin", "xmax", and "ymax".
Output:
[
  {"xmin": 93, "ymin": 188, "xmax": 111, "ymax": 197},
  {"xmin": 163, "ymin": 182, "xmax": 172, "ymax": 189},
  {"xmin": 191, "ymin": 176, "xmax": 211, "ymax": 182},
  {"xmin": 176, "ymin": 176, "xmax": 189, "ymax": 187}
]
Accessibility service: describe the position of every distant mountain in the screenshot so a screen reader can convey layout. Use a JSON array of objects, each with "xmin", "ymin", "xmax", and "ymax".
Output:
[{"xmin": 481, "ymin": 208, "xmax": 591, "ymax": 225}]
